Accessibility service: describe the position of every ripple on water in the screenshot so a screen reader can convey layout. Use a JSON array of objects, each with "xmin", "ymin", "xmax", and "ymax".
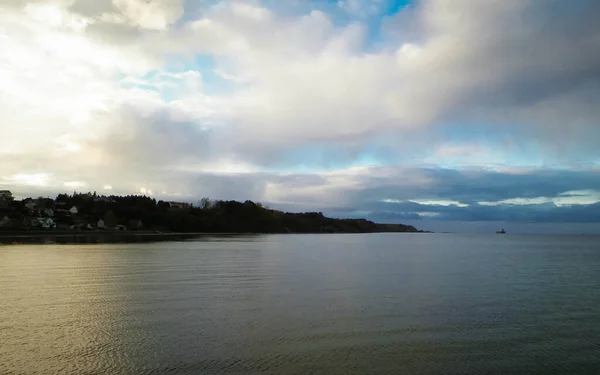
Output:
[{"xmin": 1, "ymin": 235, "xmax": 600, "ymax": 374}]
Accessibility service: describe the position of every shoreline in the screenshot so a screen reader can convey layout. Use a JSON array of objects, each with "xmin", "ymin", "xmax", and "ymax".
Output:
[
  {"xmin": 0, "ymin": 230, "xmax": 423, "ymax": 245},
  {"xmin": 0, "ymin": 231, "xmax": 246, "ymax": 245}
]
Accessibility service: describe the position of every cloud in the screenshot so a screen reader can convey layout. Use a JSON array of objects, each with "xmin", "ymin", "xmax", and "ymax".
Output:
[
  {"xmin": 338, "ymin": 0, "xmax": 383, "ymax": 16},
  {"xmin": 366, "ymin": 201, "xmax": 600, "ymax": 224},
  {"xmin": 1, "ymin": 0, "xmax": 600, "ymax": 231},
  {"xmin": 66, "ymin": 0, "xmax": 185, "ymax": 30},
  {"xmin": 150, "ymin": 0, "xmax": 600, "ymax": 165},
  {"xmin": 382, "ymin": 0, "xmax": 600, "ymax": 128},
  {"xmin": 293, "ymin": 166, "xmax": 600, "ymax": 224},
  {"xmin": 5, "ymin": 0, "xmax": 600, "ymax": 162}
]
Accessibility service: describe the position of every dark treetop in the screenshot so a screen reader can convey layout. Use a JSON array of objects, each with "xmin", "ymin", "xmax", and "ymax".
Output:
[{"xmin": 0, "ymin": 192, "xmax": 419, "ymax": 234}]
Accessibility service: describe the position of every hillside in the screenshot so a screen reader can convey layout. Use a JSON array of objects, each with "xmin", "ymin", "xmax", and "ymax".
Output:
[{"xmin": 0, "ymin": 193, "xmax": 419, "ymax": 234}]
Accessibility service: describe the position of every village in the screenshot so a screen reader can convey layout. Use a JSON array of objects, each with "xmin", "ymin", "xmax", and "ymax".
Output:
[{"xmin": 0, "ymin": 190, "xmax": 190, "ymax": 232}]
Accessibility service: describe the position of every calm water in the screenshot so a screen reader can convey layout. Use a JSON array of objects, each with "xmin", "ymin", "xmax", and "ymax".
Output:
[{"xmin": 1, "ymin": 233, "xmax": 599, "ymax": 374}]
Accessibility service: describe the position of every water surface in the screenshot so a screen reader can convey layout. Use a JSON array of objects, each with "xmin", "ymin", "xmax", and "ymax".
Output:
[{"xmin": 1, "ymin": 234, "xmax": 599, "ymax": 374}]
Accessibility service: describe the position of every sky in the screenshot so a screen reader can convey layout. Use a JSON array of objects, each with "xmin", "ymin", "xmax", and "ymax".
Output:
[{"xmin": 1, "ymin": 0, "xmax": 600, "ymax": 233}]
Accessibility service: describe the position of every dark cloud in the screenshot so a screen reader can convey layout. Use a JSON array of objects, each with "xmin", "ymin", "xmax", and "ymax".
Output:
[
  {"xmin": 296, "ymin": 167, "xmax": 600, "ymax": 225},
  {"xmin": 359, "ymin": 201, "xmax": 600, "ymax": 224},
  {"xmin": 380, "ymin": 0, "xmax": 600, "ymax": 156},
  {"xmin": 348, "ymin": 168, "xmax": 600, "ymax": 206}
]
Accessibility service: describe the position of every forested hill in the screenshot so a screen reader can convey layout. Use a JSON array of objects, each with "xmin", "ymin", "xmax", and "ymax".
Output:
[
  {"xmin": 162, "ymin": 202, "xmax": 419, "ymax": 233},
  {"xmin": 3, "ymin": 193, "xmax": 420, "ymax": 234}
]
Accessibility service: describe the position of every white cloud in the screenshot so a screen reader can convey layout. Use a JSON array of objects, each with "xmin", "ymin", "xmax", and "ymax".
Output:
[
  {"xmin": 1, "ymin": 0, "xmax": 599, "ymax": 214},
  {"xmin": 113, "ymin": 0, "xmax": 183, "ymax": 30},
  {"xmin": 410, "ymin": 200, "xmax": 469, "ymax": 208},
  {"xmin": 146, "ymin": 0, "xmax": 600, "ymax": 165},
  {"xmin": 416, "ymin": 212, "xmax": 440, "ymax": 218},
  {"xmin": 381, "ymin": 199, "xmax": 468, "ymax": 207},
  {"xmin": 5, "ymin": 174, "xmax": 51, "ymax": 187},
  {"xmin": 64, "ymin": 181, "xmax": 85, "ymax": 188},
  {"xmin": 478, "ymin": 191, "xmax": 600, "ymax": 207}
]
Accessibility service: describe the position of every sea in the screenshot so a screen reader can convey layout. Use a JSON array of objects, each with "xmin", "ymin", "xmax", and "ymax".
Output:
[{"xmin": 1, "ymin": 233, "xmax": 599, "ymax": 374}]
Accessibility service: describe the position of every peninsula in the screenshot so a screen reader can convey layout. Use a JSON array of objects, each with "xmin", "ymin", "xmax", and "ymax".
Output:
[{"xmin": 0, "ymin": 191, "xmax": 419, "ymax": 242}]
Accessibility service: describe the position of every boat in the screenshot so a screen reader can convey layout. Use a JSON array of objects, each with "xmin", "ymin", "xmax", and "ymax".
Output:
[{"xmin": 496, "ymin": 229, "xmax": 506, "ymax": 234}]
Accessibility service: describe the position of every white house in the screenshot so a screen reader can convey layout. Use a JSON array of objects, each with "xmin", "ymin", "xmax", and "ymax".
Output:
[
  {"xmin": 69, "ymin": 206, "xmax": 78, "ymax": 214},
  {"xmin": 168, "ymin": 201, "xmax": 191, "ymax": 209}
]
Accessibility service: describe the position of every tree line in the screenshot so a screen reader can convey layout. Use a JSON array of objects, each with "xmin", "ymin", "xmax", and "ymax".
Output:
[{"xmin": 11, "ymin": 192, "xmax": 419, "ymax": 234}]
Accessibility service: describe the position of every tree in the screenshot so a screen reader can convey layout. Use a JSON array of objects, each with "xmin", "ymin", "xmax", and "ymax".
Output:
[
  {"xmin": 157, "ymin": 200, "xmax": 170, "ymax": 210},
  {"xmin": 104, "ymin": 210, "xmax": 118, "ymax": 227},
  {"xmin": 199, "ymin": 197, "xmax": 212, "ymax": 210},
  {"xmin": 56, "ymin": 193, "xmax": 69, "ymax": 203}
]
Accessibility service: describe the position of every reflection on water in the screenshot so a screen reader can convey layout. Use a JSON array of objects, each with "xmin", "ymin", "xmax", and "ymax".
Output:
[{"xmin": 1, "ymin": 234, "xmax": 600, "ymax": 374}]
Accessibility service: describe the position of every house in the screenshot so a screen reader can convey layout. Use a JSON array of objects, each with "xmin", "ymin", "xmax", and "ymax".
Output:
[
  {"xmin": 97, "ymin": 219, "xmax": 106, "ymax": 229},
  {"xmin": 168, "ymin": 201, "xmax": 191, "ymax": 209},
  {"xmin": 69, "ymin": 206, "xmax": 78, "ymax": 215}
]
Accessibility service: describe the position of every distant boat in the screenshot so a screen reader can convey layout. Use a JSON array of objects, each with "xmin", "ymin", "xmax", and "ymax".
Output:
[{"xmin": 496, "ymin": 229, "xmax": 506, "ymax": 234}]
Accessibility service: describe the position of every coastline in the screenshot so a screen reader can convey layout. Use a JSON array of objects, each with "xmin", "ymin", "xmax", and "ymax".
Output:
[
  {"xmin": 0, "ymin": 231, "xmax": 237, "ymax": 245},
  {"xmin": 1, "ymin": 192, "xmax": 420, "ymax": 240},
  {"xmin": 0, "ymin": 230, "xmax": 424, "ymax": 245}
]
